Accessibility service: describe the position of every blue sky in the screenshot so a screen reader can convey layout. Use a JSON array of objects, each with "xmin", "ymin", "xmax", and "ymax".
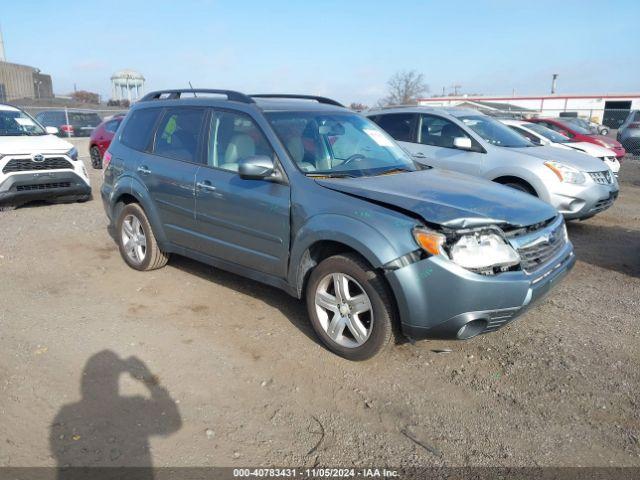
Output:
[{"xmin": 2, "ymin": 0, "xmax": 639, "ymax": 105}]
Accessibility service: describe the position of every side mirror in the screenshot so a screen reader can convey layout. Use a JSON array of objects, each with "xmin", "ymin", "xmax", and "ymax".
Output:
[
  {"xmin": 45, "ymin": 126, "xmax": 59, "ymax": 135},
  {"xmin": 453, "ymin": 137, "xmax": 473, "ymax": 150},
  {"xmin": 238, "ymin": 155, "xmax": 275, "ymax": 180}
]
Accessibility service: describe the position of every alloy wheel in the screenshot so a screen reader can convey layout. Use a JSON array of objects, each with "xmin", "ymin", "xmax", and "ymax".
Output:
[
  {"xmin": 121, "ymin": 214, "xmax": 147, "ymax": 264},
  {"xmin": 314, "ymin": 273, "xmax": 373, "ymax": 348}
]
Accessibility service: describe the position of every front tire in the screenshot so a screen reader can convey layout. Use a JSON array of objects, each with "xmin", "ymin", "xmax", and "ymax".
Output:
[
  {"xmin": 306, "ymin": 253, "xmax": 395, "ymax": 361},
  {"xmin": 501, "ymin": 181, "xmax": 537, "ymax": 197},
  {"xmin": 90, "ymin": 146, "xmax": 103, "ymax": 169},
  {"xmin": 116, "ymin": 203, "xmax": 169, "ymax": 271}
]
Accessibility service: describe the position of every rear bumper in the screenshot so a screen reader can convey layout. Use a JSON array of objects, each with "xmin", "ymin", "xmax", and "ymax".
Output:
[
  {"xmin": 386, "ymin": 240, "xmax": 575, "ymax": 341},
  {"xmin": 0, "ymin": 171, "xmax": 91, "ymax": 207}
]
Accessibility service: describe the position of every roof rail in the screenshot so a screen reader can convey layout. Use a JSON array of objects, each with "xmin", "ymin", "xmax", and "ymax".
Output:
[
  {"xmin": 140, "ymin": 89, "xmax": 255, "ymax": 104},
  {"xmin": 250, "ymin": 94, "xmax": 344, "ymax": 107}
]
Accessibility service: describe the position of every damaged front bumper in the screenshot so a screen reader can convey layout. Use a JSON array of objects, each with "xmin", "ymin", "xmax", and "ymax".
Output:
[{"xmin": 385, "ymin": 237, "xmax": 575, "ymax": 341}]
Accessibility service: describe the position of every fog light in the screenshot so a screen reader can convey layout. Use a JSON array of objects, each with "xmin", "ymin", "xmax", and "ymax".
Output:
[{"xmin": 456, "ymin": 319, "xmax": 487, "ymax": 339}]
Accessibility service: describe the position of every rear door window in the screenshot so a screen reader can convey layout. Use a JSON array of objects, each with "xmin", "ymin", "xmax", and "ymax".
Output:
[
  {"xmin": 372, "ymin": 113, "xmax": 416, "ymax": 142},
  {"xmin": 153, "ymin": 107, "xmax": 206, "ymax": 163},
  {"xmin": 120, "ymin": 108, "xmax": 162, "ymax": 152},
  {"xmin": 105, "ymin": 119, "xmax": 121, "ymax": 133}
]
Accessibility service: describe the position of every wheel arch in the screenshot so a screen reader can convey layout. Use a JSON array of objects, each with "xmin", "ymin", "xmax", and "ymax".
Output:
[
  {"xmin": 288, "ymin": 214, "xmax": 405, "ymax": 299},
  {"xmin": 110, "ymin": 177, "xmax": 170, "ymax": 249}
]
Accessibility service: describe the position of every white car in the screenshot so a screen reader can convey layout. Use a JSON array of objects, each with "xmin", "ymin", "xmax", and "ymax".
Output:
[
  {"xmin": 0, "ymin": 104, "xmax": 91, "ymax": 210},
  {"xmin": 501, "ymin": 119, "xmax": 620, "ymax": 176}
]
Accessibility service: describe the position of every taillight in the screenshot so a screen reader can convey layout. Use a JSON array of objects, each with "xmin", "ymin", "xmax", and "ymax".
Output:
[
  {"xmin": 103, "ymin": 151, "xmax": 112, "ymax": 169},
  {"xmin": 60, "ymin": 124, "xmax": 74, "ymax": 132},
  {"xmin": 629, "ymin": 122, "xmax": 640, "ymax": 129}
]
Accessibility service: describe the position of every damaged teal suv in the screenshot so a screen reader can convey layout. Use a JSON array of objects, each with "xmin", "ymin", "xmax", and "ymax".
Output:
[{"xmin": 101, "ymin": 90, "xmax": 575, "ymax": 360}]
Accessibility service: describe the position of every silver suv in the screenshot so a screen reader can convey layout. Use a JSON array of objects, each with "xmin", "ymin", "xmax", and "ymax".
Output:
[{"xmin": 367, "ymin": 107, "xmax": 619, "ymax": 220}]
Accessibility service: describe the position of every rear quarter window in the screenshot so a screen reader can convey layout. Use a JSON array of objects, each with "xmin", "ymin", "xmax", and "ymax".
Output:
[{"xmin": 120, "ymin": 108, "xmax": 162, "ymax": 151}]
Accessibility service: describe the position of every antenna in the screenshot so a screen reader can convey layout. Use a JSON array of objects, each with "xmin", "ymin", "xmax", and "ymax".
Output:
[{"xmin": 188, "ymin": 81, "xmax": 197, "ymax": 97}]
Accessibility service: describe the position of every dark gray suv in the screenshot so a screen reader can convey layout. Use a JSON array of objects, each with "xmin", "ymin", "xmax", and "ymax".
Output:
[{"xmin": 101, "ymin": 89, "xmax": 575, "ymax": 360}]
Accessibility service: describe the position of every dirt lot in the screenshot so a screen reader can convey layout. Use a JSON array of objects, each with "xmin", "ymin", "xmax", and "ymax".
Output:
[{"xmin": 1, "ymin": 138, "xmax": 639, "ymax": 469}]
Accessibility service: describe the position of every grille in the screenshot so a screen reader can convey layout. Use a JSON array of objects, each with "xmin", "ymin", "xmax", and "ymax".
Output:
[
  {"xmin": 589, "ymin": 170, "xmax": 613, "ymax": 185},
  {"xmin": 589, "ymin": 193, "xmax": 617, "ymax": 214},
  {"xmin": 517, "ymin": 222, "xmax": 567, "ymax": 273},
  {"xmin": 2, "ymin": 157, "xmax": 73, "ymax": 174},
  {"xmin": 16, "ymin": 182, "xmax": 71, "ymax": 191}
]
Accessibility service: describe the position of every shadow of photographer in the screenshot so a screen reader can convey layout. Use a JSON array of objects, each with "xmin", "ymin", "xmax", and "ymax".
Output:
[{"xmin": 50, "ymin": 350, "xmax": 181, "ymax": 479}]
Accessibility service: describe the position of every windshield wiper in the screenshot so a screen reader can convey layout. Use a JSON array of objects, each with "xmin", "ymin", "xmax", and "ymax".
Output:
[{"xmin": 307, "ymin": 172, "xmax": 357, "ymax": 179}]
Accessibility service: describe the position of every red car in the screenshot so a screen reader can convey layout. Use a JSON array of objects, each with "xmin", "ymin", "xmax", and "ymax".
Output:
[
  {"xmin": 528, "ymin": 117, "xmax": 626, "ymax": 159},
  {"xmin": 89, "ymin": 115, "xmax": 124, "ymax": 168}
]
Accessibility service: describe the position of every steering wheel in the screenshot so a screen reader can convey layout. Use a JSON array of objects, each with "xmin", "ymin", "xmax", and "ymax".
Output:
[{"xmin": 342, "ymin": 154, "xmax": 366, "ymax": 166}]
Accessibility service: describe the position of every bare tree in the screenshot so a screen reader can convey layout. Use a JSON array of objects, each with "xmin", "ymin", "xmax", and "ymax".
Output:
[
  {"xmin": 349, "ymin": 102, "xmax": 368, "ymax": 111},
  {"xmin": 378, "ymin": 71, "xmax": 429, "ymax": 107}
]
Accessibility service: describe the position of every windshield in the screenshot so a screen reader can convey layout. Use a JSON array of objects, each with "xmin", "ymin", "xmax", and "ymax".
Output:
[
  {"xmin": 0, "ymin": 108, "xmax": 46, "ymax": 136},
  {"xmin": 565, "ymin": 117, "xmax": 594, "ymax": 131},
  {"xmin": 266, "ymin": 111, "xmax": 418, "ymax": 177},
  {"xmin": 557, "ymin": 119, "xmax": 591, "ymax": 135},
  {"xmin": 459, "ymin": 115, "xmax": 533, "ymax": 148},
  {"xmin": 525, "ymin": 122, "xmax": 572, "ymax": 143}
]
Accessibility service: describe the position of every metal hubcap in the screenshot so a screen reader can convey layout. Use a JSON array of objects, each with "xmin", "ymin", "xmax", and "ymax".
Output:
[
  {"xmin": 315, "ymin": 273, "xmax": 373, "ymax": 348},
  {"xmin": 121, "ymin": 214, "xmax": 147, "ymax": 264}
]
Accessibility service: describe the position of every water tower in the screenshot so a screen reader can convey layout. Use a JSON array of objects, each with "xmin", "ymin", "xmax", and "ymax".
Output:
[{"xmin": 110, "ymin": 69, "xmax": 145, "ymax": 103}]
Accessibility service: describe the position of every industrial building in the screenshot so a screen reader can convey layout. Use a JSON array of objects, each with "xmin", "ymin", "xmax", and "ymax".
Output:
[
  {"xmin": 418, "ymin": 94, "xmax": 640, "ymax": 128},
  {"xmin": 0, "ymin": 28, "xmax": 53, "ymax": 102}
]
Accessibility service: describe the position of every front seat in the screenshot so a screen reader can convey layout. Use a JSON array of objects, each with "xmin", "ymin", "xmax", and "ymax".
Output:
[
  {"xmin": 220, "ymin": 134, "xmax": 255, "ymax": 171},
  {"xmin": 286, "ymin": 136, "xmax": 315, "ymax": 172},
  {"xmin": 440, "ymin": 123, "xmax": 464, "ymax": 148}
]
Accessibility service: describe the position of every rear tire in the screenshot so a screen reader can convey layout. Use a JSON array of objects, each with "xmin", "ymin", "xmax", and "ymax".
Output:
[
  {"xmin": 0, "ymin": 205, "xmax": 16, "ymax": 212},
  {"xmin": 116, "ymin": 203, "xmax": 169, "ymax": 271},
  {"xmin": 90, "ymin": 146, "xmax": 103, "ymax": 169},
  {"xmin": 305, "ymin": 253, "xmax": 395, "ymax": 361}
]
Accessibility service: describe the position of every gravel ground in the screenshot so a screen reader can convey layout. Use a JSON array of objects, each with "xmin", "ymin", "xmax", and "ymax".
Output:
[{"xmin": 1, "ymin": 138, "xmax": 639, "ymax": 468}]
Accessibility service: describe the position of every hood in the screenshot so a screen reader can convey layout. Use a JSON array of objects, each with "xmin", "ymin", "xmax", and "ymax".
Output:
[
  {"xmin": 510, "ymin": 145, "xmax": 607, "ymax": 172},
  {"xmin": 591, "ymin": 134, "xmax": 621, "ymax": 148},
  {"xmin": 315, "ymin": 169, "xmax": 557, "ymax": 229},
  {"xmin": 564, "ymin": 141, "xmax": 616, "ymax": 158},
  {"xmin": 0, "ymin": 134, "xmax": 73, "ymax": 155}
]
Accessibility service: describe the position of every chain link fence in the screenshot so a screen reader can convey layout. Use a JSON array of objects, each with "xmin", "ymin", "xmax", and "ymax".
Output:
[
  {"xmin": 20, "ymin": 105, "xmax": 128, "ymax": 139},
  {"xmin": 478, "ymin": 107, "xmax": 640, "ymax": 160}
]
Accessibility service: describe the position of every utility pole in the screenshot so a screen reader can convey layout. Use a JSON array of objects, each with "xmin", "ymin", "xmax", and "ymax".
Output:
[
  {"xmin": 0, "ymin": 24, "xmax": 6, "ymax": 62},
  {"xmin": 551, "ymin": 74, "xmax": 559, "ymax": 94}
]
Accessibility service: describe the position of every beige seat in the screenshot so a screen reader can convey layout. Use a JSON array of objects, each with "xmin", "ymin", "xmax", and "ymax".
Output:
[{"xmin": 220, "ymin": 134, "xmax": 255, "ymax": 171}]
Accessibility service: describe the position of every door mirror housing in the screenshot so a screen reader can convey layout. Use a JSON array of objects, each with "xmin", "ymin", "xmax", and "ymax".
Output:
[
  {"xmin": 453, "ymin": 137, "xmax": 473, "ymax": 150},
  {"xmin": 45, "ymin": 126, "xmax": 59, "ymax": 135},
  {"xmin": 239, "ymin": 155, "xmax": 275, "ymax": 180}
]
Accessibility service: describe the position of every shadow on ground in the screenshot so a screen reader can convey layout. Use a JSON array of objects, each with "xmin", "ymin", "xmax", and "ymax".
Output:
[
  {"xmin": 167, "ymin": 255, "xmax": 320, "ymax": 346},
  {"xmin": 568, "ymin": 221, "xmax": 640, "ymax": 278},
  {"xmin": 50, "ymin": 351, "xmax": 181, "ymax": 479}
]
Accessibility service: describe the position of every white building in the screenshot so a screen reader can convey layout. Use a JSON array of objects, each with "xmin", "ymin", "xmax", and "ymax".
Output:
[
  {"xmin": 110, "ymin": 69, "xmax": 145, "ymax": 103},
  {"xmin": 418, "ymin": 94, "xmax": 640, "ymax": 128}
]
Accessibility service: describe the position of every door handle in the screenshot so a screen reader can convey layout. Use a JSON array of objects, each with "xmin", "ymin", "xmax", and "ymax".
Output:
[
  {"xmin": 413, "ymin": 152, "xmax": 427, "ymax": 159},
  {"xmin": 196, "ymin": 180, "xmax": 217, "ymax": 192},
  {"xmin": 137, "ymin": 165, "xmax": 151, "ymax": 175}
]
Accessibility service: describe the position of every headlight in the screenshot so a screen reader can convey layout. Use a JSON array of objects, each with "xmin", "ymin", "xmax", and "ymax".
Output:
[
  {"xmin": 449, "ymin": 232, "xmax": 520, "ymax": 271},
  {"xmin": 66, "ymin": 146, "xmax": 78, "ymax": 161},
  {"xmin": 544, "ymin": 161, "xmax": 586, "ymax": 184},
  {"xmin": 413, "ymin": 227, "xmax": 520, "ymax": 273}
]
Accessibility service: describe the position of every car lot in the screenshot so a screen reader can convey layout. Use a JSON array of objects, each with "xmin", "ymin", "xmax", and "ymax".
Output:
[{"xmin": 1, "ymin": 138, "xmax": 639, "ymax": 468}]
